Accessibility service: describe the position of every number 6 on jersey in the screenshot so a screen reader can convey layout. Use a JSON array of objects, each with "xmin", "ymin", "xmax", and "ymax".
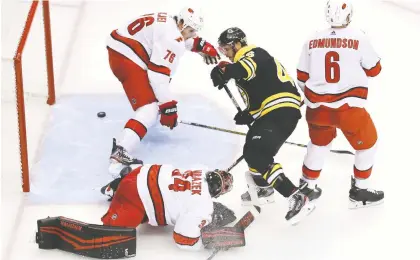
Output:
[{"xmin": 325, "ymin": 51, "xmax": 340, "ymax": 83}]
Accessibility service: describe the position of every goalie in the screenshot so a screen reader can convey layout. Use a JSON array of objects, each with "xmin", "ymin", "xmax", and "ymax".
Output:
[
  {"xmin": 36, "ymin": 165, "xmax": 242, "ymax": 259},
  {"xmin": 100, "ymin": 164, "xmax": 241, "ymax": 251}
]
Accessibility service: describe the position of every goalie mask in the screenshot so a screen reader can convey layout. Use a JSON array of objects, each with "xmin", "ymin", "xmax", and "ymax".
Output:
[{"xmin": 206, "ymin": 169, "xmax": 233, "ymax": 198}]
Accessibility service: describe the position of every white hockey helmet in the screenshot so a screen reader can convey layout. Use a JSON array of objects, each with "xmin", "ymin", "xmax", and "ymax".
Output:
[
  {"xmin": 178, "ymin": 7, "xmax": 204, "ymax": 31},
  {"xmin": 325, "ymin": 0, "xmax": 353, "ymax": 27}
]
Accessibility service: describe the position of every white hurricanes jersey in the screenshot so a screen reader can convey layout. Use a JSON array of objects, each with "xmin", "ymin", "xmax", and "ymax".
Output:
[
  {"xmin": 297, "ymin": 27, "xmax": 381, "ymax": 109},
  {"xmin": 106, "ymin": 12, "xmax": 193, "ymax": 102},
  {"xmin": 135, "ymin": 164, "xmax": 213, "ymax": 250}
]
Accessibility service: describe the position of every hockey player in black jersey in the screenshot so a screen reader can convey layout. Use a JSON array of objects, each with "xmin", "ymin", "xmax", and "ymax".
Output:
[{"xmin": 210, "ymin": 27, "xmax": 321, "ymax": 224}]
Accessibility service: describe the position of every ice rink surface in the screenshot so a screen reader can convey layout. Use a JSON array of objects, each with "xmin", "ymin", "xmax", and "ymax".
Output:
[{"xmin": 1, "ymin": 0, "xmax": 420, "ymax": 259}]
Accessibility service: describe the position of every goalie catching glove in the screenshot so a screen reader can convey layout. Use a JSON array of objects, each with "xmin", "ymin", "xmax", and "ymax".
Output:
[{"xmin": 159, "ymin": 100, "xmax": 178, "ymax": 129}]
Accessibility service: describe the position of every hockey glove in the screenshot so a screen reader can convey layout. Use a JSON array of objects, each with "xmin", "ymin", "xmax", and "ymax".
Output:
[
  {"xmin": 200, "ymin": 52, "xmax": 221, "ymax": 65},
  {"xmin": 191, "ymin": 37, "xmax": 220, "ymax": 65},
  {"xmin": 234, "ymin": 110, "xmax": 254, "ymax": 125},
  {"xmin": 211, "ymin": 66, "xmax": 229, "ymax": 89},
  {"xmin": 209, "ymin": 202, "xmax": 237, "ymax": 228},
  {"xmin": 191, "ymin": 37, "xmax": 219, "ymax": 56},
  {"xmin": 218, "ymin": 61, "xmax": 231, "ymax": 68},
  {"xmin": 159, "ymin": 100, "xmax": 178, "ymax": 129}
]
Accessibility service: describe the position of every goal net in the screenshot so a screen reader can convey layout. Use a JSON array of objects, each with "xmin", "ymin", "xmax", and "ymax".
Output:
[{"xmin": 2, "ymin": 0, "xmax": 56, "ymax": 192}]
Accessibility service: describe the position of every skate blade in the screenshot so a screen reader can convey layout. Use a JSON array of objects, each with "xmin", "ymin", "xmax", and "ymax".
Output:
[
  {"xmin": 288, "ymin": 203, "xmax": 317, "ymax": 226},
  {"xmin": 348, "ymin": 198, "xmax": 384, "ymax": 209},
  {"xmin": 241, "ymin": 196, "xmax": 275, "ymax": 206}
]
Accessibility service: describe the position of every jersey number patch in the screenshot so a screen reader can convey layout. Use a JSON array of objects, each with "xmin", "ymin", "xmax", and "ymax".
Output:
[
  {"xmin": 168, "ymin": 169, "xmax": 202, "ymax": 193},
  {"xmin": 325, "ymin": 51, "xmax": 340, "ymax": 83},
  {"xmin": 127, "ymin": 13, "xmax": 167, "ymax": 36},
  {"xmin": 164, "ymin": 50, "xmax": 176, "ymax": 63},
  {"xmin": 275, "ymin": 60, "xmax": 295, "ymax": 86},
  {"xmin": 169, "ymin": 178, "xmax": 191, "ymax": 192}
]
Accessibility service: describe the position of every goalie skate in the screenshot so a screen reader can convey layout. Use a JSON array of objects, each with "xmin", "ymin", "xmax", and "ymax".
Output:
[{"xmin": 349, "ymin": 177, "xmax": 384, "ymax": 209}]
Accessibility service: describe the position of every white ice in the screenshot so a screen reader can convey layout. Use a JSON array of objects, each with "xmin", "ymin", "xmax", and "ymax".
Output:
[{"xmin": 2, "ymin": 0, "xmax": 420, "ymax": 260}]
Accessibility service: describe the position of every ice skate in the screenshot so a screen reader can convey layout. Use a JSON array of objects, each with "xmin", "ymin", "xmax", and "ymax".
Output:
[
  {"xmin": 285, "ymin": 182, "xmax": 316, "ymax": 225},
  {"xmin": 109, "ymin": 138, "xmax": 143, "ymax": 178},
  {"xmin": 101, "ymin": 166, "xmax": 133, "ymax": 201},
  {"xmin": 349, "ymin": 176, "xmax": 384, "ymax": 209},
  {"xmin": 299, "ymin": 178, "xmax": 322, "ymax": 202}
]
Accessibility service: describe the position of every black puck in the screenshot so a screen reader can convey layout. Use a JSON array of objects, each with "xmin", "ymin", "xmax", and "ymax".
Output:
[{"xmin": 97, "ymin": 111, "xmax": 106, "ymax": 118}]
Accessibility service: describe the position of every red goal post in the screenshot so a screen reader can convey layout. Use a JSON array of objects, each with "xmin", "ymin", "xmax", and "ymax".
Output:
[{"xmin": 14, "ymin": 0, "xmax": 56, "ymax": 192}]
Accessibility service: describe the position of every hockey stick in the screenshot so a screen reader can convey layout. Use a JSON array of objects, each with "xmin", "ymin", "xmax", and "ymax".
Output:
[
  {"xmin": 207, "ymin": 206, "xmax": 261, "ymax": 260},
  {"xmin": 223, "ymin": 84, "xmax": 244, "ymax": 114},
  {"xmin": 180, "ymin": 120, "xmax": 246, "ymax": 136},
  {"xmin": 180, "ymin": 120, "xmax": 354, "ymax": 155},
  {"xmin": 218, "ymin": 84, "xmax": 251, "ymax": 172},
  {"xmin": 226, "ymin": 155, "xmax": 244, "ymax": 172}
]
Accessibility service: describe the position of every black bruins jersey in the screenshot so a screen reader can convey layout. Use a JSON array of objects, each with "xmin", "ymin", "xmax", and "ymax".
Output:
[{"xmin": 224, "ymin": 45, "xmax": 301, "ymax": 121}]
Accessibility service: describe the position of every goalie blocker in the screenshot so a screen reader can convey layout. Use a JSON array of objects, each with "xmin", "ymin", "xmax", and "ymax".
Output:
[{"xmin": 36, "ymin": 216, "xmax": 136, "ymax": 259}]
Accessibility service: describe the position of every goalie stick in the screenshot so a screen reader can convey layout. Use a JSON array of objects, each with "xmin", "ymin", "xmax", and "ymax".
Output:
[{"xmin": 207, "ymin": 206, "xmax": 261, "ymax": 260}]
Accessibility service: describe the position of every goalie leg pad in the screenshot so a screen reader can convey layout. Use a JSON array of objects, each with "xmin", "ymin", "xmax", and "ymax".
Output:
[
  {"xmin": 201, "ymin": 226, "xmax": 245, "ymax": 250},
  {"xmin": 36, "ymin": 216, "xmax": 136, "ymax": 259}
]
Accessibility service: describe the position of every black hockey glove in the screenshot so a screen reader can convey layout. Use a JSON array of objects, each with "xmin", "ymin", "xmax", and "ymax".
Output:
[
  {"xmin": 234, "ymin": 110, "xmax": 254, "ymax": 125},
  {"xmin": 210, "ymin": 66, "xmax": 229, "ymax": 90},
  {"xmin": 209, "ymin": 202, "xmax": 237, "ymax": 228}
]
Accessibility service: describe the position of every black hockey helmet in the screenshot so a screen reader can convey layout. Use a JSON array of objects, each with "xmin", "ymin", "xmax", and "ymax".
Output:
[
  {"xmin": 218, "ymin": 27, "xmax": 247, "ymax": 47},
  {"xmin": 206, "ymin": 169, "xmax": 233, "ymax": 198}
]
